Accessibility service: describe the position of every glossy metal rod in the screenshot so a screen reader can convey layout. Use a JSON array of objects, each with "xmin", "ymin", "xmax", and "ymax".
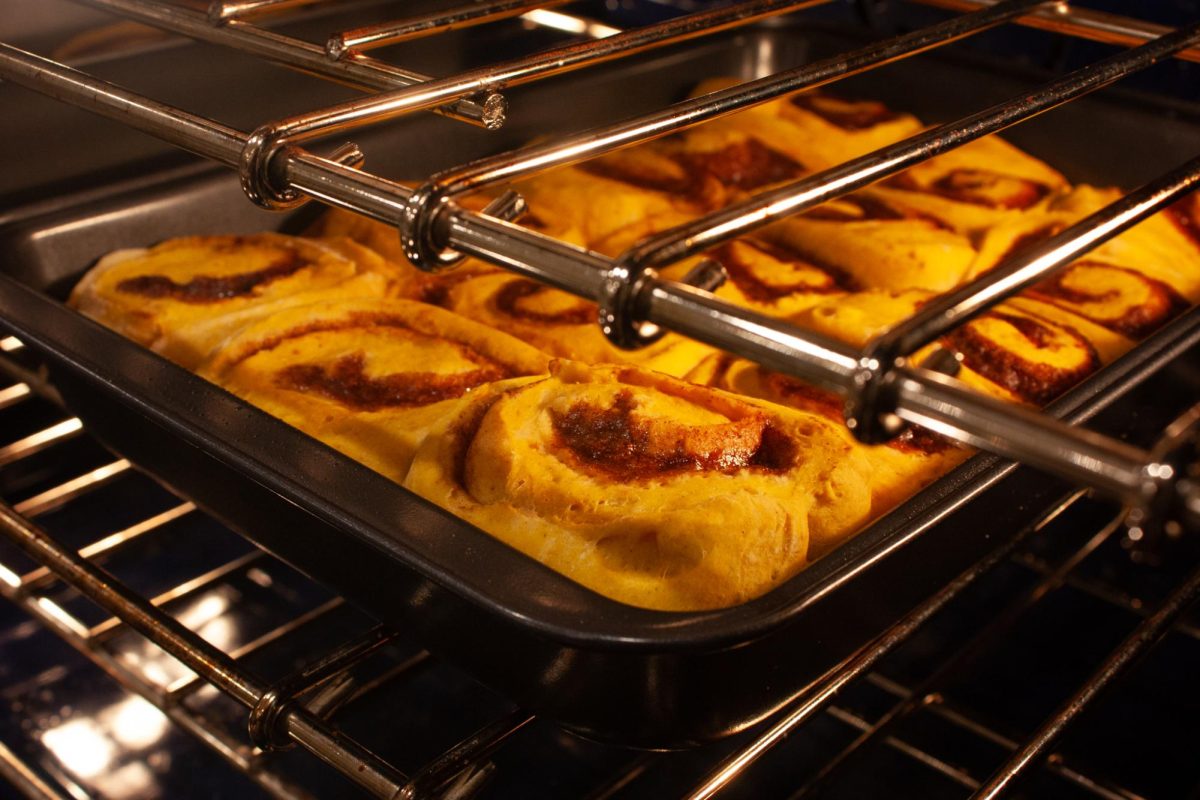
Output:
[
  {"xmin": 873, "ymin": 154, "xmax": 1200, "ymax": 360},
  {"xmin": 685, "ymin": 493, "xmax": 1085, "ymax": 800},
  {"xmin": 0, "ymin": 500, "xmax": 409, "ymax": 798},
  {"xmin": 69, "ymin": 0, "xmax": 498, "ymax": 128},
  {"xmin": 910, "ymin": 0, "xmax": 1200, "ymax": 63},
  {"xmin": 0, "ymin": 42, "xmax": 245, "ymax": 166},
  {"xmin": 259, "ymin": 0, "xmax": 832, "ymax": 145},
  {"xmin": 208, "ymin": 0, "xmax": 324, "ymax": 24},
  {"xmin": 327, "ymin": 0, "xmax": 572, "ymax": 59},
  {"xmin": 424, "ymin": 0, "xmax": 1052, "ymax": 199},
  {"xmin": 618, "ymin": 22, "xmax": 1200, "ymax": 274},
  {"xmin": 974, "ymin": 559, "xmax": 1200, "ymax": 800}
]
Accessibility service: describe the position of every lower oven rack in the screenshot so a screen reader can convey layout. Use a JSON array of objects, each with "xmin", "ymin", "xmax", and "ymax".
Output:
[{"xmin": 1, "ymin": 338, "xmax": 1198, "ymax": 799}]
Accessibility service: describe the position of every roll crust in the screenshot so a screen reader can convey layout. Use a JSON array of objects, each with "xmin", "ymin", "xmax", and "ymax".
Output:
[
  {"xmin": 69, "ymin": 233, "xmax": 394, "ymax": 368},
  {"xmin": 201, "ymin": 298, "xmax": 550, "ymax": 480},
  {"xmin": 403, "ymin": 361, "xmax": 873, "ymax": 610}
]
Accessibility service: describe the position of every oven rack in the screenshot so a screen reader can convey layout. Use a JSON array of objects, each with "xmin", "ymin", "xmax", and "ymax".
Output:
[
  {"xmin": 2, "ymin": 1, "xmax": 1200, "ymax": 522},
  {"xmin": 1, "ymin": 340, "xmax": 1199, "ymax": 798}
]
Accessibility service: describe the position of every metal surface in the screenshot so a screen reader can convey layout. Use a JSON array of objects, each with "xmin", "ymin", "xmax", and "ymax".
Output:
[
  {"xmin": 326, "ymin": 0, "xmax": 573, "ymax": 58},
  {"xmin": 612, "ymin": 22, "xmax": 1200, "ymax": 272},
  {"xmin": 2, "ymin": 0, "xmax": 1200, "ymax": 756},
  {"xmin": 70, "ymin": 0, "xmax": 499, "ymax": 128},
  {"xmin": 0, "ymin": 501, "xmax": 410, "ymax": 797},
  {"xmin": 412, "ymin": 0, "xmax": 1052, "ymax": 249},
  {"xmin": 238, "ymin": 0, "xmax": 832, "ymax": 206},
  {"xmin": 2, "ymin": 360, "xmax": 1198, "ymax": 797},
  {"xmin": 909, "ymin": 0, "xmax": 1200, "ymax": 63}
]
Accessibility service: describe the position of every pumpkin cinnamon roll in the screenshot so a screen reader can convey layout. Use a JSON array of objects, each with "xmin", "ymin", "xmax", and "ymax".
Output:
[
  {"xmin": 759, "ymin": 191, "xmax": 977, "ymax": 293},
  {"xmin": 403, "ymin": 360, "xmax": 873, "ymax": 611},
  {"xmin": 944, "ymin": 298, "xmax": 1132, "ymax": 405},
  {"xmin": 683, "ymin": 239, "xmax": 847, "ymax": 319},
  {"xmin": 514, "ymin": 151, "xmax": 715, "ymax": 251},
  {"xmin": 685, "ymin": 354, "xmax": 970, "ymax": 516},
  {"xmin": 968, "ymin": 189, "xmax": 1200, "ymax": 338},
  {"xmin": 875, "ymin": 136, "xmax": 1067, "ymax": 234},
  {"xmin": 441, "ymin": 273, "xmax": 712, "ymax": 377},
  {"xmin": 69, "ymin": 233, "xmax": 394, "ymax": 368},
  {"xmin": 199, "ymin": 298, "xmax": 550, "ymax": 481}
]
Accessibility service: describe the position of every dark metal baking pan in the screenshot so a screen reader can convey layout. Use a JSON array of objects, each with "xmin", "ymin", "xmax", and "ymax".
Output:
[{"xmin": 1, "ymin": 20, "xmax": 1198, "ymax": 747}]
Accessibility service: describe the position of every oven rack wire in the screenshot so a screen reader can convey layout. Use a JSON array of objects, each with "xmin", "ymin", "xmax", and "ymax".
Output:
[
  {"xmin": 1, "ymin": 0, "xmax": 1199, "ymax": 525},
  {"xmin": 1, "ymin": 341, "xmax": 1198, "ymax": 798}
]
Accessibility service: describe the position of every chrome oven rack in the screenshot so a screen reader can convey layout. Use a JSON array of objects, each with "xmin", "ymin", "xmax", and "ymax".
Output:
[
  {"xmin": 1, "ymin": 0, "xmax": 1199, "ymax": 525},
  {"xmin": 1, "ymin": 337, "xmax": 1198, "ymax": 798}
]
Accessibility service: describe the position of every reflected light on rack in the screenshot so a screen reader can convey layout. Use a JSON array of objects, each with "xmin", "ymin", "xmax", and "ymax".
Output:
[
  {"xmin": 0, "ymin": 560, "xmax": 20, "ymax": 589},
  {"xmin": 36, "ymin": 597, "xmax": 88, "ymax": 638},
  {"xmin": 0, "ymin": 336, "xmax": 22, "ymax": 352},
  {"xmin": 41, "ymin": 719, "xmax": 115, "ymax": 779},
  {"xmin": 177, "ymin": 591, "xmax": 236, "ymax": 651},
  {"xmin": 105, "ymin": 696, "xmax": 170, "ymax": 750},
  {"xmin": 520, "ymin": 9, "xmax": 620, "ymax": 38},
  {"xmin": 93, "ymin": 761, "xmax": 156, "ymax": 800}
]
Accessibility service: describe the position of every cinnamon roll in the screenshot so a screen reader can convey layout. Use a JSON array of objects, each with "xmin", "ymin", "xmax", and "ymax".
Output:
[
  {"xmin": 199, "ymin": 298, "xmax": 550, "ymax": 481},
  {"xmin": 759, "ymin": 191, "xmax": 977, "ymax": 292},
  {"xmin": 874, "ymin": 136, "xmax": 1066, "ymax": 234},
  {"xmin": 685, "ymin": 353, "xmax": 970, "ymax": 517},
  {"xmin": 69, "ymin": 233, "xmax": 395, "ymax": 369},
  {"xmin": 403, "ymin": 360, "xmax": 873, "ymax": 610},
  {"xmin": 440, "ymin": 273, "xmax": 712, "ymax": 377},
  {"xmin": 968, "ymin": 188, "xmax": 1200, "ymax": 339},
  {"xmin": 688, "ymin": 79, "xmax": 923, "ymax": 170}
]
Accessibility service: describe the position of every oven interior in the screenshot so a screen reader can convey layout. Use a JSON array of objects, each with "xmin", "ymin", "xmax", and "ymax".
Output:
[{"xmin": 2, "ymin": 0, "xmax": 1200, "ymax": 797}]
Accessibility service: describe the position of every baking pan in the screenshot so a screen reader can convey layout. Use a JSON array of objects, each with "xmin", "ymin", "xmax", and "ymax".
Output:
[{"xmin": 2, "ymin": 20, "xmax": 1199, "ymax": 747}]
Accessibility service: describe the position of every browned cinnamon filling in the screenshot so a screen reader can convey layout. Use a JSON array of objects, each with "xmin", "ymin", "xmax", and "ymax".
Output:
[
  {"xmin": 276, "ymin": 352, "xmax": 510, "ymax": 412},
  {"xmin": 790, "ymin": 93, "xmax": 902, "ymax": 130},
  {"xmin": 679, "ymin": 139, "xmax": 805, "ymax": 191},
  {"xmin": 945, "ymin": 312, "xmax": 1100, "ymax": 405},
  {"xmin": 763, "ymin": 372, "xmax": 952, "ymax": 455},
  {"xmin": 550, "ymin": 390, "xmax": 796, "ymax": 480},
  {"xmin": 116, "ymin": 252, "xmax": 310, "ymax": 303},
  {"xmin": 579, "ymin": 157, "xmax": 703, "ymax": 199},
  {"xmin": 803, "ymin": 194, "xmax": 953, "ymax": 232},
  {"xmin": 923, "ymin": 169, "xmax": 1051, "ymax": 210},
  {"xmin": 990, "ymin": 222, "xmax": 1066, "ymax": 267},
  {"xmin": 711, "ymin": 242, "xmax": 841, "ymax": 302},
  {"xmin": 494, "ymin": 279, "xmax": 594, "ymax": 325},
  {"xmin": 1028, "ymin": 262, "xmax": 1187, "ymax": 338}
]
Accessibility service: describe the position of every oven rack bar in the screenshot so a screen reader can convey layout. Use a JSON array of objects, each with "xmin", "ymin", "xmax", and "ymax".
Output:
[
  {"xmin": 909, "ymin": 0, "xmax": 1200, "ymax": 63},
  {"xmin": 209, "ymin": 0, "xmax": 325, "ymax": 25},
  {"xmin": 325, "ymin": 0, "xmax": 575, "ymax": 59},
  {"xmin": 0, "ymin": 379, "xmax": 1186, "ymax": 800},
  {"xmin": 69, "ymin": 0, "xmax": 499, "ymax": 128},
  {"xmin": 70, "ymin": 0, "xmax": 836, "ymax": 138},
  {"xmin": 2, "ymin": 14, "xmax": 1199, "ymax": 525}
]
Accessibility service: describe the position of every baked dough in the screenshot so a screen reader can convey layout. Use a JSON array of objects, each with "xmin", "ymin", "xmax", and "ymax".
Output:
[
  {"xmin": 69, "ymin": 233, "xmax": 394, "ymax": 368},
  {"xmin": 441, "ymin": 272, "xmax": 714, "ymax": 377},
  {"xmin": 403, "ymin": 360, "xmax": 873, "ymax": 610},
  {"xmin": 200, "ymin": 298, "xmax": 550, "ymax": 481},
  {"xmin": 685, "ymin": 354, "xmax": 971, "ymax": 516}
]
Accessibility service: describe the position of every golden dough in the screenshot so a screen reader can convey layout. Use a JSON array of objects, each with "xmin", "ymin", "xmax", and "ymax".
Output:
[
  {"xmin": 403, "ymin": 360, "xmax": 873, "ymax": 610},
  {"xmin": 69, "ymin": 233, "xmax": 394, "ymax": 368},
  {"xmin": 442, "ymin": 272, "xmax": 713, "ymax": 377},
  {"xmin": 201, "ymin": 298, "xmax": 550, "ymax": 481}
]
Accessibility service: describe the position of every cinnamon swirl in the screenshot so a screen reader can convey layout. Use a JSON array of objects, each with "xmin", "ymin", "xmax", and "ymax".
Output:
[
  {"xmin": 403, "ymin": 360, "xmax": 873, "ymax": 610},
  {"xmin": 200, "ymin": 298, "xmax": 550, "ymax": 481}
]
